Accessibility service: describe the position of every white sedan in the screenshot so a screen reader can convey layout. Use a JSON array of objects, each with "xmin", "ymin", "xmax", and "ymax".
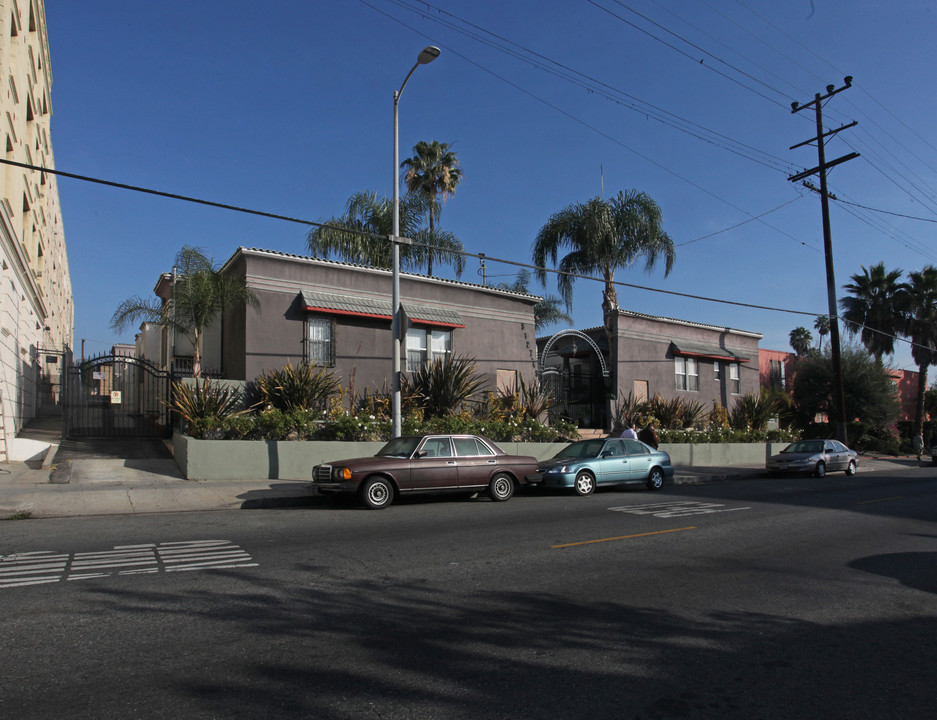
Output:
[{"xmin": 766, "ymin": 439, "xmax": 858, "ymax": 478}]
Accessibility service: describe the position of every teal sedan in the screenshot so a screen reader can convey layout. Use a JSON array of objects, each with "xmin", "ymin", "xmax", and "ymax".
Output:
[{"xmin": 536, "ymin": 438, "xmax": 674, "ymax": 495}]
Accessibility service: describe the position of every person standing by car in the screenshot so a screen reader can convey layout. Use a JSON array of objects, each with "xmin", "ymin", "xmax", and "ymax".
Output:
[
  {"xmin": 620, "ymin": 423, "xmax": 638, "ymax": 439},
  {"xmin": 913, "ymin": 432, "xmax": 924, "ymax": 465},
  {"xmin": 638, "ymin": 422, "xmax": 659, "ymax": 449}
]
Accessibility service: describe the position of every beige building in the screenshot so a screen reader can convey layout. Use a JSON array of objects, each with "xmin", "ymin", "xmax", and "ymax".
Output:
[{"xmin": 0, "ymin": 0, "xmax": 73, "ymax": 457}]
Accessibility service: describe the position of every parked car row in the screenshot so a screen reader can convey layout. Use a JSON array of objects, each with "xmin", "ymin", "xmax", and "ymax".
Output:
[
  {"xmin": 311, "ymin": 433, "xmax": 675, "ymax": 509},
  {"xmin": 312, "ymin": 434, "xmax": 862, "ymax": 509}
]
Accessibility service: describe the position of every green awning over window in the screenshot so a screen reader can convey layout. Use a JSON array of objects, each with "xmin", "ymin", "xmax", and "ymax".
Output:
[
  {"xmin": 670, "ymin": 340, "xmax": 750, "ymax": 363},
  {"xmin": 300, "ymin": 291, "xmax": 463, "ymax": 327}
]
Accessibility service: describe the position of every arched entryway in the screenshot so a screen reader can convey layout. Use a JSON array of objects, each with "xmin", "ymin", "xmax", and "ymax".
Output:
[{"xmin": 538, "ymin": 330, "xmax": 610, "ymax": 430}]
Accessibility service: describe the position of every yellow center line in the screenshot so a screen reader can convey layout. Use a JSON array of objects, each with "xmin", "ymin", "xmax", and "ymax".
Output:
[
  {"xmin": 856, "ymin": 496, "xmax": 904, "ymax": 505},
  {"xmin": 551, "ymin": 526, "xmax": 696, "ymax": 549}
]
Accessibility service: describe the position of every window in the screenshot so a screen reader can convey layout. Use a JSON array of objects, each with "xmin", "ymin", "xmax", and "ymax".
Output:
[
  {"xmin": 769, "ymin": 359, "xmax": 785, "ymax": 389},
  {"xmin": 306, "ymin": 317, "xmax": 334, "ymax": 367},
  {"xmin": 406, "ymin": 327, "xmax": 452, "ymax": 371},
  {"xmin": 729, "ymin": 363, "xmax": 741, "ymax": 394},
  {"xmin": 675, "ymin": 357, "xmax": 698, "ymax": 391},
  {"xmin": 454, "ymin": 437, "xmax": 494, "ymax": 457},
  {"xmin": 714, "ymin": 361, "xmax": 721, "ymax": 380}
]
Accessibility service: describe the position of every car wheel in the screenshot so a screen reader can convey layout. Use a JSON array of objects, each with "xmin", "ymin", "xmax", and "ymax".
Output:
[
  {"xmin": 574, "ymin": 471, "xmax": 596, "ymax": 496},
  {"xmin": 360, "ymin": 476, "xmax": 394, "ymax": 509},
  {"xmin": 488, "ymin": 473, "xmax": 514, "ymax": 502},
  {"xmin": 814, "ymin": 461, "xmax": 826, "ymax": 478},
  {"xmin": 845, "ymin": 459, "xmax": 857, "ymax": 476},
  {"xmin": 646, "ymin": 467, "xmax": 665, "ymax": 491}
]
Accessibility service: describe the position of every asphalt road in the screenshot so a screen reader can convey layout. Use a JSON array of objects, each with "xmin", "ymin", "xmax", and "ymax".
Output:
[{"xmin": 2, "ymin": 470, "xmax": 936, "ymax": 719}]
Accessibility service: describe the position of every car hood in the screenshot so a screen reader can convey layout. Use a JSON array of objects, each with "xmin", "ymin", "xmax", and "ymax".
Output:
[
  {"xmin": 538, "ymin": 457, "xmax": 586, "ymax": 470},
  {"xmin": 319, "ymin": 456, "xmax": 409, "ymax": 470},
  {"xmin": 769, "ymin": 452, "xmax": 817, "ymax": 462}
]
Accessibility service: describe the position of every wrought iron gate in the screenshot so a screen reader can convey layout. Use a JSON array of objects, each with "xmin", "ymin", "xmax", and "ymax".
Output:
[{"xmin": 64, "ymin": 354, "xmax": 172, "ymax": 438}]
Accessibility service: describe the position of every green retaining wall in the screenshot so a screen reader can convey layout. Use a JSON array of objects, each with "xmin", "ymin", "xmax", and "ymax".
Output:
[{"xmin": 173, "ymin": 434, "xmax": 780, "ymax": 481}]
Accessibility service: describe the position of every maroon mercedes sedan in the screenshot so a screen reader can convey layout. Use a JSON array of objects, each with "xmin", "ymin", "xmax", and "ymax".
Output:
[{"xmin": 312, "ymin": 434, "xmax": 541, "ymax": 509}]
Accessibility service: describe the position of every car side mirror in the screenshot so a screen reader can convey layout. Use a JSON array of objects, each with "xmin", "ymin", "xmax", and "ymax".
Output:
[
  {"xmin": 601, "ymin": 451, "xmax": 615, "ymax": 458},
  {"xmin": 417, "ymin": 450, "xmax": 428, "ymax": 458}
]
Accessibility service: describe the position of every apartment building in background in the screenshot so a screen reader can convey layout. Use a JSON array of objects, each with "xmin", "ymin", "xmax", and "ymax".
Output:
[{"xmin": 0, "ymin": 0, "xmax": 73, "ymax": 455}]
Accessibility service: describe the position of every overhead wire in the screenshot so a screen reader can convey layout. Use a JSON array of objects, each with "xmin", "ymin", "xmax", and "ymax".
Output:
[
  {"xmin": 0, "ymin": 157, "xmax": 828, "ymax": 322},
  {"xmin": 359, "ymin": 0, "xmax": 821, "ymax": 254}
]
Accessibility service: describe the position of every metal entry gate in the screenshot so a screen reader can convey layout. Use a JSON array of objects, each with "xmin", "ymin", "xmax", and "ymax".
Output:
[{"xmin": 64, "ymin": 355, "xmax": 172, "ymax": 438}]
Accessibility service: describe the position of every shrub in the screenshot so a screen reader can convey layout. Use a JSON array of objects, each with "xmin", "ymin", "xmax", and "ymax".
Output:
[
  {"xmin": 253, "ymin": 361, "xmax": 339, "ymax": 413},
  {"xmin": 167, "ymin": 377, "xmax": 248, "ymax": 439},
  {"xmin": 410, "ymin": 354, "xmax": 487, "ymax": 418}
]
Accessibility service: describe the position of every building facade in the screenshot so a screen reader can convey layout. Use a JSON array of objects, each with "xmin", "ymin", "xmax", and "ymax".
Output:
[
  {"xmin": 539, "ymin": 310, "xmax": 762, "ymax": 429},
  {"xmin": 137, "ymin": 248, "xmax": 541, "ymax": 398},
  {"xmin": 0, "ymin": 0, "xmax": 73, "ymax": 456}
]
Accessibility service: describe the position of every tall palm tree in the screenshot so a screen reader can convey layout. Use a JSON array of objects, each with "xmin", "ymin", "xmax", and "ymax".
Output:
[
  {"xmin": 898, "ymin": 266, "xmax": 937, "ymax": 436},
  {"xmin": 307, "ymin": 190, "xmax": 464, "ymax": 276},
  {"xmin": 401, "ymin": 140, "xmax": 463, "ymax": 277},
  {"xmin": 789, "ymin": 327, "xmax": 812, "ymax": 356},
  {"xmin": 531, "ymin": 190, "xmax": 675, "ymax": 320},
  {"xmin": 814, "ymin": 315, "xmax": 830, "ymax": 351},
  {"xmin": 111, "ymin": 246, "xmax": 259, "ymax": 377},
  {"xmin": 839, "ymin": 262, "xmax": 904, "ymax": 360}
]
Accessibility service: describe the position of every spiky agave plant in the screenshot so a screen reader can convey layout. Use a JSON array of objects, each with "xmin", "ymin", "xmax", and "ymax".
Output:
[
  {"xmin": 254, "ymin": 361, "xmax": 339, "ymax": 413},
  {"xmin": 167, "ymin": 377, "xmax": 248, "ymax": 437},
  {"xmin": 410, "ymin": 354, "xmax": 486, "ymax": 419}
]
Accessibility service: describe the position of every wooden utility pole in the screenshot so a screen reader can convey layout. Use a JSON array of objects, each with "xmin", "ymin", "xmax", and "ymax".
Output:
[{"xmin": 789, "ymin": 77, "xmax": 858, "ymax": 444}]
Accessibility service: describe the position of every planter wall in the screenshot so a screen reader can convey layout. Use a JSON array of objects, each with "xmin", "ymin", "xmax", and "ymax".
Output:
[{"xmin": 172, "ymin": 433, "xmax": 774, "ymax": 481}]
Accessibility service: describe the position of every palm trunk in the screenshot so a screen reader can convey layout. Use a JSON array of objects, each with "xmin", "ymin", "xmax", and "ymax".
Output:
[
  {"xmin": 427, "ymin": 199, "xmax": 435, "ymax": 277},
  {"xmin": 914, "ymin": 363, "xmax": 928, "ymax": 437}
]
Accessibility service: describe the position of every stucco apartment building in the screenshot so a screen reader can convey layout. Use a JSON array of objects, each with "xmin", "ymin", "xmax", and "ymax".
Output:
[
  {"xmin": 138, "ymin": 248, "xmax": 541, "ymax": 396},
  {"xmin": 539, "ymin": 310, "xmax": 762, "ymax": 429},
  {"xmin": 0, "ymin": 0, "xmax": 73, "ymax": 456}
]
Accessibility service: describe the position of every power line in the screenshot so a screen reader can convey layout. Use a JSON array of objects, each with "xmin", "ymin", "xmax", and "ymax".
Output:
[{"xmin": 2, "ymin": 157, "xmax": 827, "ymax": 322}]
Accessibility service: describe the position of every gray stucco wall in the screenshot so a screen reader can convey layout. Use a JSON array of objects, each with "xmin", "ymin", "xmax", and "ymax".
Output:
[
  {"xmin": 611, "ymin": 311, "xmax": 762, "ymax": 410},
  {"xmin": 223, "ymin": 249, "xmax": 539, "ymax": 390},
  {"xmin": 173, "ymin": 433, "xmax": 774, "ymax": 481}
]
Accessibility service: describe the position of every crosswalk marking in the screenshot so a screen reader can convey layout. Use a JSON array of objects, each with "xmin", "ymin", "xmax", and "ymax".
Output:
[
  {"xmin": 0, "ymin": 540, "xmax": 257, "ymax": 589},
  {"xmin": 609, "ymin": 500, "xmax": 751, "ymax": 518}
]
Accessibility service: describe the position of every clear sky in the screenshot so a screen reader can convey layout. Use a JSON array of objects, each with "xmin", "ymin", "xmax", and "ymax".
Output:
[{"xmin": 43, "ymin": 1, "xmax": 936, "ymax": 370}]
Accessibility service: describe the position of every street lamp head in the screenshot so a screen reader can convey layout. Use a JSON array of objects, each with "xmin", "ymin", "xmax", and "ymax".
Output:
[{"xmin": 417, "ymin": 46, "xmax": 441, "ymax": 65}]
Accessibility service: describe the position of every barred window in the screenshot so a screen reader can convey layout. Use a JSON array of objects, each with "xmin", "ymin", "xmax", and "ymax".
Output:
[{"xmin": 306, "ymin": 317, "xmax": 334, "ymax": 367}]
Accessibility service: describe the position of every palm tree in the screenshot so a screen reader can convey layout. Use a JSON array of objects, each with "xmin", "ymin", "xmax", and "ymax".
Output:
[
  {"xmin": 307, "ymin": 190, "xmax": 464, "ymax": 277},
  {"xmin": 496, "ymin": 269, "xmax": 573, "ymax": 331},
  {"xmin": 401, "ymin": 140, "xmax": 463, "ymax": 277},
  {"xmin": 839, "ymin": 262, "xmax": 904, "ymax": 360},
  {"xmin": 898, "ymin": 266, "xmax": 937, "ymax": 436},
  {"xmin": 789, "ymin": 327, "xmax": 812, "ymax": 356},
  {"xmin": 814, "ymin": 315, "xmax": 830, "ymax": 351},
  {"xmin": 532, "ymin": 190, "xmax": 675, "ymax": 321},
  {"xmin": 111, "ymin": 246, "xmax": 259, "ymax": 377}
]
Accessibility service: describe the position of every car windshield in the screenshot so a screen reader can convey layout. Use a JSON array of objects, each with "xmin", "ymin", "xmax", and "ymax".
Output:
[
  {"xmin": 376, "ymin": 437, "xmax": 422, "ymax": 458},
  {"xmin": 783, "ymin": 440, "xmax": 825, "ymax": 454},
  {"xmin": 554, "ymin": 440, "xmax": 605, "ymax": 459}
]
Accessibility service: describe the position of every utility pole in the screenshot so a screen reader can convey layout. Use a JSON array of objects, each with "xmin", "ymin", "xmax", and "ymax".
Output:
[{"xmin": 789, "ymin": 77, "xmax": 859, "ymax": 444}]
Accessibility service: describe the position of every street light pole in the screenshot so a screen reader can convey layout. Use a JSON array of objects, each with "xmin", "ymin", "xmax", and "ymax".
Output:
[{"xmin": 392, "ymin": 45, "xmax": 440, "ymax": 438}]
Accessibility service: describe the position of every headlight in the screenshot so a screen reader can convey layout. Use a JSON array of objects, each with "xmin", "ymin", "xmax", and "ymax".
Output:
[
  {"xmin": 542, "ymin": 465, "xmax": 569, "ymax": 474},
  {"xmin": 334, "ymin": 467, "xmax": 352, "ymax": 480}
]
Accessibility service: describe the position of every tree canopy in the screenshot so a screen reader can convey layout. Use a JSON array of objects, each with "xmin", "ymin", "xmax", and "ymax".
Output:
[
  {"xmin": 532, "ymin": 190, "xmax": 675, "ymax": 320},
  {"xmin": 110, "ymin": 246, "xmax": 258, "ymax": 377},
  {"xmin": 307, "ymin": 190, "xmax": 465, "ymax": 277}
]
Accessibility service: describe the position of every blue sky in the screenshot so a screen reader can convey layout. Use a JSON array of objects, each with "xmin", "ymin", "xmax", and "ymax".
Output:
[{"xmin": 44, "ymin": 1, "xmax": 936, "ymax": 370}]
